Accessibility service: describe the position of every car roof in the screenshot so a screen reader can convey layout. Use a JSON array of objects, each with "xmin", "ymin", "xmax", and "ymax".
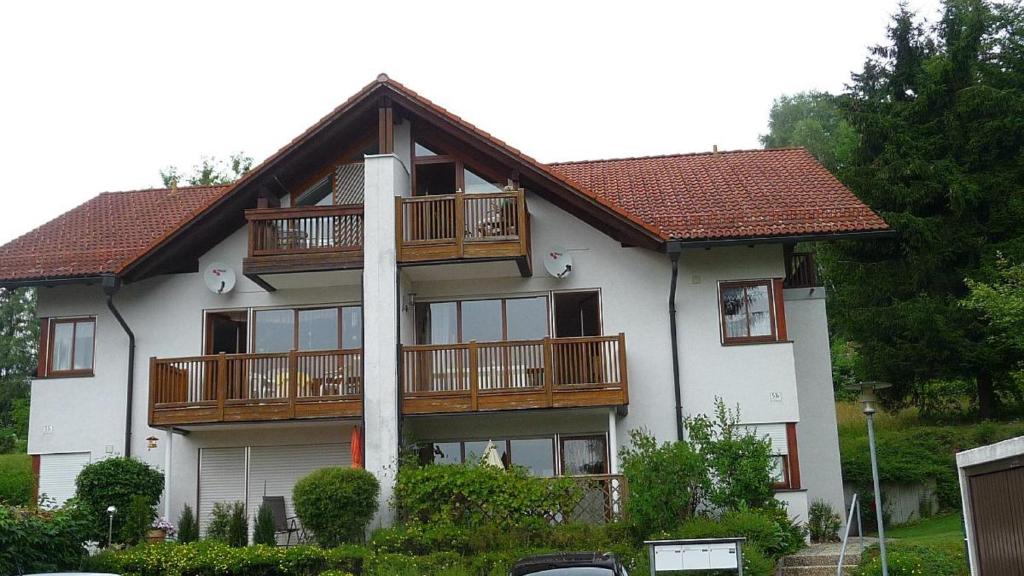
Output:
[{"xmin": 510, "ymin": 552, "xmax": 620, "ymax": 575}]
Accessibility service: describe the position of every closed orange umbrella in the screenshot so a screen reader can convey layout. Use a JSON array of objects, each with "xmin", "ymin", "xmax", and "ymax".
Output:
[{"xmin": 350, "ymin": 425, "xmax": 364, "ymax": 469}]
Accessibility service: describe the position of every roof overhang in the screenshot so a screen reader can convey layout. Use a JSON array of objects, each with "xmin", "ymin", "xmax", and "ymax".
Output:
[{"xmin": 667, "ymin": 228, "xmax": 897, "ymax": 252}]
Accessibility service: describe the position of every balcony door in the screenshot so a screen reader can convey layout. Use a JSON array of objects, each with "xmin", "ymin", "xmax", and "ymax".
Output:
[{"xmin": 553, "ymin": 291, "xmax": 602, "ymax": 384}]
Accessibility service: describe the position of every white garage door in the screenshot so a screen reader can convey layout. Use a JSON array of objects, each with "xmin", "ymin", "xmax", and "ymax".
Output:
[
  {"xmin": 198, "ymin": 447, "xmax": 246, "ymax": 536},
  {"xmin": 38, "ymin": 452, "xmax": 91, "ymax": 506},
  {"xmin": 246, "ymin": 443, "xmax": 350, "ymax": 524}
]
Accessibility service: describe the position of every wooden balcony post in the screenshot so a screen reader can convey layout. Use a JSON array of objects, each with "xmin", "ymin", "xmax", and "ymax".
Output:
[
  {"xmin": 148, "ymin": 356, "xmax": 157, "ymax": 424},
  {"xmin": 617, "ymin": 333, "xmax": 628, "ymax": 402},
  {"xmin": 216, "ymin": 352, "xmax": 227, "ymax": 421},
  {"xmin": 288, "ymin": 350, "xmax": 298, "ymax": 418},
  {"xmin": 543, "ymin": 337, "xmax": 554, "ymax": 408},
  {"xmin": 468, "ymin": 341, "xmax": 479, "ymax": 411},
  {"xmin": 517, "ymin": 190, "xmax": 528, "ymax": 252},
  {"xmin": 454, "ymin": 190, "xmax": 465, "ymax": 258}
]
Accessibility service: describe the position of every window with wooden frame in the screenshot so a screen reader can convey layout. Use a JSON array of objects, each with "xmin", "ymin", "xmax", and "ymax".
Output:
[
  {"xmin": 45, "ymin": 317, "xmax": 96, "ymax": 377},
  {"xmin": 252, "ymin": 305, "xmax": 362, "ymax": 353},
  {"xmin": 560, "ymin": 434, "xmax": 609, "ymax": 476},
  {"xmin": 414, "ymin": 295, "xmax": 549, "ymax": 345},
  {"xmin": 412, "ymin": 138, "xmax": 508, "ymax": 197},
  {"xmin": 718, "ymin": 279, "xmax": 786, "ymax": 344},
  {"xmin": 770, "ymin": 423, "xmax": 801, "ymax": 490}
]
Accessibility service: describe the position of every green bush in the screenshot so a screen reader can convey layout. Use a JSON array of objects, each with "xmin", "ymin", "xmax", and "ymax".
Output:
[
  {"xmin": 254, "ymin": 500, "xmax": 278, "ymax": 546},
  {"xmin": 619, "ymin": 427, "xmax": 709, "ymax": 535},
  {"xmin": 0, "ymin": 431, "xmax": 15, "ymax": 454},
  {"xmin": 121, "ymin": 494, "xmax": 155, "ymax": 545},
  {"xmin": 207, "ymin": 501, "xmax": 248, "ymax": 546},
  {"xmin": 177, "ymin": 503, "xmax": 199, "ymax": 543},
  {"xmin": 808, "ymin": 499, "xmax": 842, "ymax": 543},
  {"xmin": 0, "ymin": 502, "xmax": 92, "ymax": 575},
  {"xmin": 672, "ymin": 506, "xmax": 805, "ymax": 561},
  {"xmin": 74, "ymin": 456, "xmax": 164, "ymax": 541},
  {"xmin": 395, "ymin": 463, "xmax": 582, "ymax": 530},
  {"xmin": 857, "ymin": 542, "xmax": 967, "ymax": 576},
  {"xmin": 294, "ymin": 467, "xmax": 379, "ymax": 546},
  {"xmin": 686, "ymin": 399, "xmax": 776, "ymax": 510},
  {"xmin": 0, "ymin": 453, "xmax": 32, "ymax": 505}
]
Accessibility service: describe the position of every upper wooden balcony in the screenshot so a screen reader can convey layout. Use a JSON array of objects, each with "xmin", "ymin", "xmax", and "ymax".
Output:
[
  {"xmin": 401, "ymin": 334, "xmax": 628, "ymax": 416},
  {"xmin": 243, "ymin": 205, "xmax": 363, "ymax": 283},
  {"xmin": 784, "ymin": 251, "xmax": 820, "ymax": 289},
  {"xmin": 148, "ymin": 349, "xmax": 362, "ymax": 427},
  {"xmin": 396, "ymin": 189, "xmax": 532, "ymax": 276}
]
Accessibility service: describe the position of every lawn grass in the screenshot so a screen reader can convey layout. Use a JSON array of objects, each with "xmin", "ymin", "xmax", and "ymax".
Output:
[
  {"xmin": 887, "ymin": 512, "xmax": 965, "ymax": 546},
  {"xmin": 0, "ymin": 451, "xmax": 33, "ymax": 506}
]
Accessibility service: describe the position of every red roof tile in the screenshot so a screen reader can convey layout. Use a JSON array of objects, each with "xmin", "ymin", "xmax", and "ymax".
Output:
[
  {"xmin": 0, "ymin": 185, "xmax": 229, "ymax": 282},
  {"xmin": 549, "ymin": 149, "xmax": 889, "ymax": 241}
]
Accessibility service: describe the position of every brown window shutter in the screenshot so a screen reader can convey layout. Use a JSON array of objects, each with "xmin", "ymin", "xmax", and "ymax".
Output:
[
  {"xmin": 37, "ymin": 317, "xmax": 50, "ymax": 378},
  {"xmin": 786, "ymin": 422, "xmax": 801, "ymax": 489},
  {"xmin": 773, "ymin": 278, "xmax": 788, "ymax": 341}
]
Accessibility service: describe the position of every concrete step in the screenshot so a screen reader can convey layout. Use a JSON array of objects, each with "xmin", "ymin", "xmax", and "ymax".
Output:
[{"xmin": 777, "ymin": 565, "xmax": 857, "ymax": 576}]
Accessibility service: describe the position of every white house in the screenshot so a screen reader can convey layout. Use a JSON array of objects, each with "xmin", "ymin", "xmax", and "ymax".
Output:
[{"xmin": 0, "ymin": 75, "xmax": 890, "ymax": 533}]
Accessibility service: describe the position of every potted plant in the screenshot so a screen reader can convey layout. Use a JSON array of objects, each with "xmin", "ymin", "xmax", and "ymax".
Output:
[{"xmin": 148, "ymin": 517, "xmax": 177, "ymax": 543}]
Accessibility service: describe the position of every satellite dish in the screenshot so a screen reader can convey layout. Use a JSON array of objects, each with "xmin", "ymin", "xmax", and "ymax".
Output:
[
  {"xmin": 543, "ymin": 247, "xmax": 573, "ymax": 279},
  {"xmin": 203, "ymin": 263, "xmax": 236, "ymax": 294}
]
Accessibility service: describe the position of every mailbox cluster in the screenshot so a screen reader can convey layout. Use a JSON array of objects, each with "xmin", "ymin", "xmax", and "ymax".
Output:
[{"xmin": 646, "ymin": 538, "xmax": 745, "ymax": 574}]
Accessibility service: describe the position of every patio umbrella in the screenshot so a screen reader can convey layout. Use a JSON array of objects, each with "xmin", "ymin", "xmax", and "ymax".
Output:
[
  {"xmin": 481, "ymin": 440, "xmax": 504, "ymax": 468},
  {"xmin": 350, "ymin": 425, "xmax": 364, "ymax": 469}
]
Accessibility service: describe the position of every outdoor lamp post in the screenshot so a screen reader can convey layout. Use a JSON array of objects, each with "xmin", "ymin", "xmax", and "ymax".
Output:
[
  {"xmin": 106, "ymin": 505, "xmax": 117, "ymax": 548},
  {"xmin": 847, "ymin": 381, "xmax": 891, "ymax": 576}
]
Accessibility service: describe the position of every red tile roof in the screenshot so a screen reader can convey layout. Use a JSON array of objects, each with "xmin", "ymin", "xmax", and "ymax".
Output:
[
  {"xmin": 0, "ymin": 76, "xmax": 889, "ymax": 285},
  {"xmin": 549, "ymin": 149, "xmax": 889, "ymax": 241},
  {"xmin": 0, "ymin": 185, "xmax": 229, "ymax": 282}
]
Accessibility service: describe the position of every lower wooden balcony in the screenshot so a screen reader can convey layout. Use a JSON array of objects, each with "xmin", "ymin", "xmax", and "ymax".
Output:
[
  {"xmin": 149, "ymin": 349, "xmax": 362, "ymax": 427},
  {"xmin": 401, "ymin": 334, "xmax": 628, "ymax": 415}
]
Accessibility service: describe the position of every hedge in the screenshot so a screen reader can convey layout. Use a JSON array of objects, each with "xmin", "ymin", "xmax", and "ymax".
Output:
[
  {"xmin": 0, "ymin": 453, "xmax": 32, "ymax": 506},
  {"xmin": 0, "ymin": 503, "xmax": 93, "ymax": 575}
]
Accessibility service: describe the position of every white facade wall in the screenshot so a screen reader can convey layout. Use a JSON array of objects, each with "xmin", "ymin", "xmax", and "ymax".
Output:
[{"xmin": 28, "ymin": 182, "xmax": 835, "ymax": 526}]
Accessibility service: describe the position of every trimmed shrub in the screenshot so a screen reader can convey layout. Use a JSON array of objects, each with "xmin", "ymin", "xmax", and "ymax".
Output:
[
  {"xmin": 294, "ymin": 467, "xmax": 379, "ymax": 546},
  {"xmin": 0, "ymin": 453, "xmax": 32, "ymax": 505},
  {"xmin": 74, "ymin": 457, "xmax": 164, "ymax": 541},
  {"xmin": 254, "ymin": 501, "xmax": 278, "ymax": 546},
  {"xmin": 87, "ymin": 541, "xmax": 367, "ymax": 576},
  {"xmin": 177, "ymin": 503, "xmax": 199, "ymax": 543},
  {"xmin": 121, "ymin": 494, "xmax": 155, "ymax": 545},
  {"xmin": 394, "ymin": 463, "xmax": 581, "ymax": 529},
  {"xmin": 0, "ymin": 502, "xmax": 92, "ymax": 575},
  {"xmin": 808, "ymin": 499, "xmax": 842, "ymax": 543},
  {"xmin": 619, "ymin": 428, "xmax": 709, "ymax": 536},
  {"xmin": 207, "ymin": 501, "xmax": 248, "ymax": 547}
]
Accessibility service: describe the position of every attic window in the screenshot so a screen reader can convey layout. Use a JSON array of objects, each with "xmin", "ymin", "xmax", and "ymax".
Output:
[{"xmin": 414, "ymin": 143, "xmax": 438, "ymax": 157}]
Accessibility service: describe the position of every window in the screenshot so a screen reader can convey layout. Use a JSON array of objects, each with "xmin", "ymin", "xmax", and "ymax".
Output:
[
  {"xmin": 253, "ymin": 306, "xmax": 362, "ymax": 353},
  {"xmin": 560, "ymin": 435, "xmax": 609, "ymax": 476},
  {"xmin": 417, "ymin": 437, "xmax": 556, "ymax": 476},
  {"xmin": 48, "ymin": 317, "xmax": 95, "ymax": 376},
  {"xmin": 719, "ymin": 280, "xmax": 777, "ymax": 344},
  {"xmin": 412, "ymin": 139, "xmax": 510, "ymax": 196},
  {"xmin": 771, "ymin": 455, "xmax": 790, "ymax": 488},
  {"xmin": 415, "ymin": 296, "xmax": 549, "ymax": 344}
]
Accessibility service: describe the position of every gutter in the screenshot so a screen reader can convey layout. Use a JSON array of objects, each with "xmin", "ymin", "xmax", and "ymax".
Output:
[
  {"xmin": 667, "ymin": 242, "xmax": 685, "ymax": 441},
  {"xmin": 670, "ymin": 229, "xmax": 895, "ymax": 250},
  {"xmin": 102, "ymin": 275, "xmax": 135, "ymax": 458}
]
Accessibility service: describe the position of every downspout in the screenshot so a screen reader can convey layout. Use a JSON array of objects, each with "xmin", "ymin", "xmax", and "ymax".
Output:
[
  {"xmin": 102, "ymin": 275, "xmax": 135, "ymax": 458},
  {"xmin": 667, "ymin": 242, "xmax": 685, "ymax": 441}
]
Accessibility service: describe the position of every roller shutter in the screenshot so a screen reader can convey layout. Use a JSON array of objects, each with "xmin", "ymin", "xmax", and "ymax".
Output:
[
  {"xmin": 198, "ymin": 447, "xmax": 246, "ymax": 536},
  {"xmin": 246, "ymin": 443, "xmax": 349, "ymax": 525},
  {"xmin": 38, "ymin": 452, "xmax": 91, "ymax": 506}
]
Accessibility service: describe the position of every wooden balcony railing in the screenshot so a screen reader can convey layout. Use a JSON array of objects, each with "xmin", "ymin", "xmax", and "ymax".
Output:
[
  {"xmin": 149, "ymin": 349, "xmax": 362, "ymax": 426},
  {"xmin": 400, "ymin": 334, "xmax": 627, "ymax": 415},
  {"xmin": 243, "ymin": 205, "xmax": 363, "ymax": 280},
  {"xmin": 784, "ymin": 252, "xmax": 820, "ymax": 288},
  {"xmin": 396, "ymin": 190, "xmax": 531, "ymax": 273}
]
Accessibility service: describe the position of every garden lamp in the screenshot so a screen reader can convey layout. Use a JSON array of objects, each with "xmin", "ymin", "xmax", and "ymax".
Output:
[
  {"xmin": 846, "ymin": 381, "xmax": 892, "ymax": 576},
  {"xmin": 106, "ymin": 505, "xmax": 117, "ymax": 548}
]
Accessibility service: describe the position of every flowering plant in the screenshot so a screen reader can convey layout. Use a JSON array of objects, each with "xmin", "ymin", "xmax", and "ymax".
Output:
[{"xmin": 151, "ymin": 517, "xmax": 177, "ymax": 537}]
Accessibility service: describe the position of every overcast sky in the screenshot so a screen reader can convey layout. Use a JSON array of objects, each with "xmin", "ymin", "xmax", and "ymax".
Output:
[{"xmin": 0, "ymin": 0, "xmax": 943, "ymax": 245}]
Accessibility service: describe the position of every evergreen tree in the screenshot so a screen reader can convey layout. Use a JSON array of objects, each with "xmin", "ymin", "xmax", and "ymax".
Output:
[{"xmin": 826, "ymin": 0, "xmax": 1024, "ymax": 416}]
